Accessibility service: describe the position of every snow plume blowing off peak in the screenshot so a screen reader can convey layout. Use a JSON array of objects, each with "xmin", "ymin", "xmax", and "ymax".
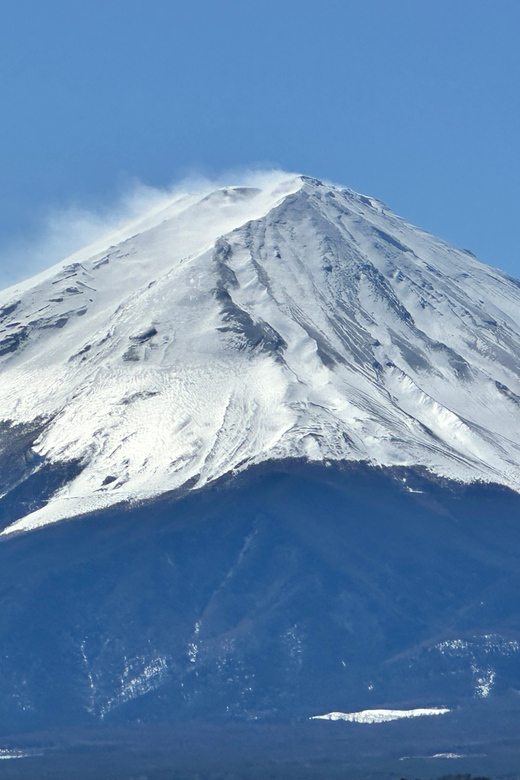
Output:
[
  {"xmin": 1, "ymin": 171, "xmax": 520, "ymax": 534},
  {"xmin": 0, "ymin": 169, "xmax": 297, "ymax": 289}
]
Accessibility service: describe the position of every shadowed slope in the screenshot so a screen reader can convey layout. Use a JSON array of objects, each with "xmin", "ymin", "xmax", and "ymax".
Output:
[{"xmin": 0, "ymin": 462, "xmax": 519, "ymax": 736}]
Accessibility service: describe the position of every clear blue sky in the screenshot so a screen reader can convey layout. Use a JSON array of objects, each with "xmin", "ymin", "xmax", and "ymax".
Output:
[{"xmin": 1, "ymin": 0, "xmax": 519, "ymax": 282}]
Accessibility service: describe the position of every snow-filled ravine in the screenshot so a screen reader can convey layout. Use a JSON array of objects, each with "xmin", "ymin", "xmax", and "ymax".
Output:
[{"xmin": 2, "ymin": 172, "xmax": 520, "ymax": 533}]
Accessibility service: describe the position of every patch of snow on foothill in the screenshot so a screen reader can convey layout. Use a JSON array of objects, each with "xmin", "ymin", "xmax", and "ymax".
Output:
[
  {"xmin": 0, "ymin": 749, "xmax": 42, "ymax": 760},
  {"xmin": 430, "ymin": 752, "xmax": 466, "ymax": 759},
  {"xmin": 2, "ymin": 172, "xmax": 520, "ymax": 534},
  {"xmin": 400, "ymin": 752, "xmax": 467, "ymax": 761},
  {"xmin": 310, "ymin": 707, "xmax": 450, "ymax": 724}
]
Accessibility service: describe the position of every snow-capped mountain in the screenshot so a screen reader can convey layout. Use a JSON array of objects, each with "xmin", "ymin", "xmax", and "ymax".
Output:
[
  {"xmin": 1, "ymin": 172, "xmax": 520, "ymax": 534},
  {"xmin": 2, "ymin": 177, "xmax": 520, "ymax": 770}
]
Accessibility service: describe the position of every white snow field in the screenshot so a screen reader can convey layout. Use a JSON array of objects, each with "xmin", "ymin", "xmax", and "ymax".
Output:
[
  {"xmin": 310, "ymin": 708, "xmax": 450, "ymax": 724},
  {"xmin": 2, "ymin": 172, "xmax": 520, "ymax": 534}
]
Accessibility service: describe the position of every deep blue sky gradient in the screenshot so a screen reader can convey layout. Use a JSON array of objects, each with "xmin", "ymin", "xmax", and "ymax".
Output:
[{"xmin": 1, "ymin": 0, "xmax": 519, "ymax": 280}]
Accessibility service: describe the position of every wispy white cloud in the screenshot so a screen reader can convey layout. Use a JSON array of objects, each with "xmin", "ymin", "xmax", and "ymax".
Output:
[{"xmin": 0, "ymin": 167, "xmax": 296, "ymax": 290}]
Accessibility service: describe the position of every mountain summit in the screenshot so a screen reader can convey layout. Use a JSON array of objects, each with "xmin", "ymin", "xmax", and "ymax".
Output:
[{"xmin": 1, "ymin": 173, "xmax": 520, "ymax": 534}]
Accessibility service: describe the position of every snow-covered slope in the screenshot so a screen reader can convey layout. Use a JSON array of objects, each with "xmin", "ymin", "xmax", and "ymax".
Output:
[{"xmin": 1, "ymin": 172, "xmax": 520, "ymax": 534}]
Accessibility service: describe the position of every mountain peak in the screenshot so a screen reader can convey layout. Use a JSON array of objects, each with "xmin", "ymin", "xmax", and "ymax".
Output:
[{"xmin": 1, "ymin": 175, "xmax": 520, "ymax": 534}]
